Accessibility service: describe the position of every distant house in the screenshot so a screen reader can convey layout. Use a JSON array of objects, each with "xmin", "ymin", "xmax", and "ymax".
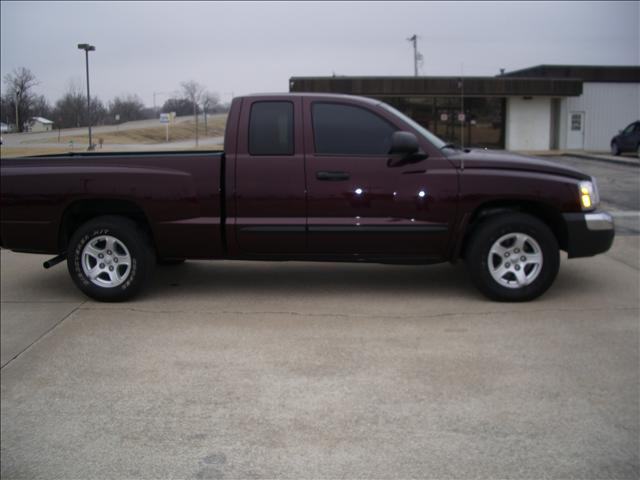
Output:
[{"xmin": 28, "ymin": 117, "xmax": 54, "ymax": 132}]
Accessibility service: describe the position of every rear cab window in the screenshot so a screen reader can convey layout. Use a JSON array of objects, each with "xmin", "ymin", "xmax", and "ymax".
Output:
[{"xmin": 249, "ymin": 101, "xmax": 294, "ymax": 155}]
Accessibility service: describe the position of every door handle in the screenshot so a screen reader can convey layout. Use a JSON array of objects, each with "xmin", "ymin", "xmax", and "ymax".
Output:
[{"xmin": 316, "ymin": 171, "xmax": 350, "ymax": 181}]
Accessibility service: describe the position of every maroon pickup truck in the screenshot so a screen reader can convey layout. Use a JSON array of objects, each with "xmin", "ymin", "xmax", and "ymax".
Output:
[{"xmin": 0, "ymin": 93, "xmax": 614, "ymax": 302}]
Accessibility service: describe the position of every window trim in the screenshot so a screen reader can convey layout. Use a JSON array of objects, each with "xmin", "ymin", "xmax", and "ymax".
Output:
[
  {"xmin": 311, "ymin": 101, "xmax": 398, "ymax": 157},
  {"xmin": 248, "ymin": 100, "xmax": 295, "ymax": 156}
]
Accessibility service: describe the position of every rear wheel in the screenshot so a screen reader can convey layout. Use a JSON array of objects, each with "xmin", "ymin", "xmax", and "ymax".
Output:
[
  {"xmin": 67, "ymin": 216, "xmax": 155, "ymax": 301},
  {"xmin": 465, "ymin": 213, "xmax": 560, "ymax": 301}
]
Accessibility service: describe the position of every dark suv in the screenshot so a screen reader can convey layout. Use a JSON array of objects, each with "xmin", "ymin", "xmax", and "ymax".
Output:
[{"xmin": 611, "ymin": 121, "xmax": 640, "ymax": 156}]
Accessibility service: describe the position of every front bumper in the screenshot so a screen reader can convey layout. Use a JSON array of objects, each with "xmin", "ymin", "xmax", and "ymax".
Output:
[{"xmin": 562, "ymin": 211, "xmax": 615, "ymax": 258}]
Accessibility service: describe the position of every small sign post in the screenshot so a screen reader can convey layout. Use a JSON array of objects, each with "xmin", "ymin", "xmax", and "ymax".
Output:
[{"xmin": 160, "ymin": 113, "xmax": 170, "ymax": 142}]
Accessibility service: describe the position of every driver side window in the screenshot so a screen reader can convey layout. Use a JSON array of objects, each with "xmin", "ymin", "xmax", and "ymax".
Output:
[{"xmin": 312, "ymin": 103, "xmax": 396, "ymax": 155}]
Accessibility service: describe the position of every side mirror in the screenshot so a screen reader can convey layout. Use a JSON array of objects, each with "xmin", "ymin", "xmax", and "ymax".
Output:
[
  {"xmin": 387, "ymin": 131, "xmax": 428, "ymax": 167},
  {"xmin": 389, "ymin": 131, "xmax": 419, "ymax": 155}
]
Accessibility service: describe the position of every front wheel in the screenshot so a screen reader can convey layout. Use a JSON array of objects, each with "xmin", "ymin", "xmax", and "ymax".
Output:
[
  {"xmin": 465, "ymin": 213, "xmax": 560, "ymax": 302},
  {"xmin": 67, "ymin": 216, "xmax": 155, "ymax": 301},
  {"xmin": 611, "ymin": 141, "xmax": 620, "ymax": 156}
]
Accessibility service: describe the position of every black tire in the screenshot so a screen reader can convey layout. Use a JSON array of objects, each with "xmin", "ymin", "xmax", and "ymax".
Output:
[
  {"xmin": 611, "ymin": 141, "xmax": 620, "ymax": 156},
  {"xmin": 67, "ymin": 215, "xmax": 155, "ymax": 302},
  {"xmin": 465, "ymin": 213, "xmax": 560, "ymax": 302}
]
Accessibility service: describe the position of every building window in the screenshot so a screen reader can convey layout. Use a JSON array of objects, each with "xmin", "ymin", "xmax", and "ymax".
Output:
[
  {"xmin": 381, "ymin": 96, "xmax": 506, "ymax": 149},
  {"xmin": 571, "ymin": 114, "xmax": 582, "ymax": 131}
]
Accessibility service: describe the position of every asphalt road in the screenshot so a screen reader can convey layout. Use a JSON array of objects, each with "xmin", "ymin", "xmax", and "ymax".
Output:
[
  {"xmin": 552, "ymin": 155, "xmax": 640, "ymax": 238},
  {"xmin": 554, "ymin": 155, "xmax": 639, "ymax": 211},
  {"xmin": 1, "ymin": 155, "xmax": 638, "ymax": 479}
]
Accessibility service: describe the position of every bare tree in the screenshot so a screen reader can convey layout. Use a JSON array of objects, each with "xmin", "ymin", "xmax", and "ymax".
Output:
[
  {"xmin": 181, "ymin": 80, "xmax": 205, "ymax": 146},
  {"xmin": 109, "ymin": 94, "xmax": 146, "ymax": 123},
  {"xmin": 52, "ymin": 82, "xmax": 85, "ymax": 128},
  {"xmin": 3, "ymin": 67, "xmax": 39, "ymax": 132},
  {"xmin": 161, "ymin": 97, "xmax": 193, "ymax": 116},
  {"xmin": 202, "ymin": 91, "xmax": 220, "ymax": 136},
  {"xmin": 52, "ymin": 81, "xmax": 107, "ymax": 129},
  {"xmin": 32, "ymin": 94, "xmax": 52, "ymax": 119}
]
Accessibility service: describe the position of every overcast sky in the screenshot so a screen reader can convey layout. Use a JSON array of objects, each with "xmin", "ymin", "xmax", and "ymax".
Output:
[{"xmin": 1, "ymin": 1, "xmax": 638, "ymax": 107}]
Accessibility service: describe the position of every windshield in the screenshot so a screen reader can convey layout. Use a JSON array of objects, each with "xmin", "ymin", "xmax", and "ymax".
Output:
[{"xmin": 378, "ymin": 102, "xmax": 448, "ymax": 150}]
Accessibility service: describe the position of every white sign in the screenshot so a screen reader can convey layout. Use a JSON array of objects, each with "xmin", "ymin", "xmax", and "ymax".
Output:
[
  {"xmin": 458, "ymin": 113, "xmax": 466, "ymax": 122},
  {"xmin": 440, "ymin": 113, "xmax": 448, "ymax": 122},
  {"xmin": 159, "ymin": 113, "xmax": 171, "ymax": 124}
]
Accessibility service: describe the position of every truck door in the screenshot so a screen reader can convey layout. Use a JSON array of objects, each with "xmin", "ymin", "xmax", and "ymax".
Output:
[
  {"xmin": 303, "ymin": 98, "xmax": 457, "ymax": 259},
  {"xmin": 233, "ymin": 97, "xmax": 306, "ymax": 254}
]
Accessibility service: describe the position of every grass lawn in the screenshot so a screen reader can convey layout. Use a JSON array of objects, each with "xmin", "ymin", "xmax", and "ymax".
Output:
[
  {"xmin": 1, "ymin": 146, "xmax": 80, "ymax": 157},
  {"xmin": 23, "ymin": 115, "xmax": 227, "ymax": 146}
]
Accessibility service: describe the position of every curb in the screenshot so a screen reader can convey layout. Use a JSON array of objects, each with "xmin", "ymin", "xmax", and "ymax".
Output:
[{"xmin": 562, "ymin": 153, "xmax": 639, "ymax": 168}]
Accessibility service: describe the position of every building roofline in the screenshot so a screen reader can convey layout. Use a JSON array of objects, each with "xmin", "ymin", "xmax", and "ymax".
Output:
[
  {"xmin": 504, "ymin": 63, "xmax": 640, "ymax": 73},
  {"xmin": 501, "ymin": 64, "xmax": 640, "ymax": 82},
  {"xmin": 289, "ymin": 76, "xmax": 583, "ymax": 97}
]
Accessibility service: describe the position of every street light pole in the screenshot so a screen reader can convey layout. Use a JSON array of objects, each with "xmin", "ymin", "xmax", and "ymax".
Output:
[
  {"xmin": 14, "ymin": 88, "xmax": 21, "ymax": 132},
  {"xmin": 77, "ymin": 43, "xmax": 95, "ymax": 150},
  {"xmin": 194, "ymin": 100, "xmax": 199, "ymax": 147}
]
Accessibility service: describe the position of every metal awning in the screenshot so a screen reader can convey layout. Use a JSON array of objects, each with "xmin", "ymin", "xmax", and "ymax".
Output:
[{"xmin": 289, "ymin": 76, "xmax": 583, "ymax": 97}]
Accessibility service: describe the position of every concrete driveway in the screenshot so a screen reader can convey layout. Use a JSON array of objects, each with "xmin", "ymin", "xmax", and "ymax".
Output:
[{"xmin": 1, "ymin": 241, "xmax": 638, "ymax": 479}]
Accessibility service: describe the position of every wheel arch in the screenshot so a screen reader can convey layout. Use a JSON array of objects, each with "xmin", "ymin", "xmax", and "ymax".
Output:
[
  {"xmin": 455, "ymin": 200, "xmax": 568, "ymax": 261},
  {"xmin": 59, "ymin": 199, "xmax": 155, "ymax": 253}
]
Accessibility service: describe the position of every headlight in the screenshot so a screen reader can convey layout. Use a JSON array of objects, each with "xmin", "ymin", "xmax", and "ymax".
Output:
[{"xmin": 578, "ymin": 179, "xmax": 599, "ymax": 210}]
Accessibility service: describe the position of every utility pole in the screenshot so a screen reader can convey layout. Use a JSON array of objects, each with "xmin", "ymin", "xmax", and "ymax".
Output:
[
  {"xmin": 407, "ymin": 34, "xmax": 418, "ymax": 76},
  {"xmin": 460, "ymin": 63, "xmax": 464, "ymax": 149}
]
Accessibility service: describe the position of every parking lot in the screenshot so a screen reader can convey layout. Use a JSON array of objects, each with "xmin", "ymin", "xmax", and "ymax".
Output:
[{"xmin": 1, "ymin": 155, "xmax": 638, "ymax": 479}]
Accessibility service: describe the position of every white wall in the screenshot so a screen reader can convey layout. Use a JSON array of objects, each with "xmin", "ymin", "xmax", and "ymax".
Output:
[
  {"xmin": 559, "ymin": 83, "xmax": 640, "ymax": 151},
  {"xmin": 506, "ymin": 97, "xmax": 551, "ymax": 151}
]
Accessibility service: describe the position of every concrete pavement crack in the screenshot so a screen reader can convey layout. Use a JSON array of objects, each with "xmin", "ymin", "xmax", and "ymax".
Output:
[
  {"xmin": 0, "ymin": 300, "xmax": 87, "ymax": 370},
  {"xmin": 604, "ymin": 251, "xmax": 640, "ymax": 271}
]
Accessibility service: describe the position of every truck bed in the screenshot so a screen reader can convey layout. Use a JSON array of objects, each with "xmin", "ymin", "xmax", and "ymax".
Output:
[{"xmin": 0, "ymin": 150, "xmax": 226, "ymax": 259}]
